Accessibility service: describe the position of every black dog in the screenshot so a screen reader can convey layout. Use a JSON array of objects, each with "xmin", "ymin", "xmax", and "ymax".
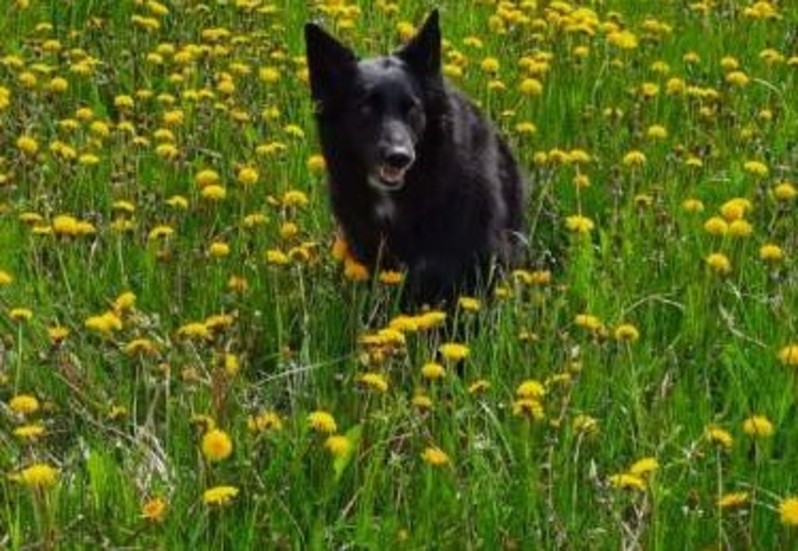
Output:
[{"xmin": 305, "ymin": 10, "xmax": 525, "ymax": 307}]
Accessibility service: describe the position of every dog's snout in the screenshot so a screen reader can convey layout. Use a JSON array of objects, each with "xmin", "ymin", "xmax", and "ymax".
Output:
[{"xmin": 380, "ymin": 147, "xmax": 414, "ymax": 170}]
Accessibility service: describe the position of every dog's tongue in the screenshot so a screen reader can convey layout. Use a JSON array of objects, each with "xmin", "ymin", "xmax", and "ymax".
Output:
[{"xmin": 379, "ymin": 165, "xmax": 406, "ymax": 185}]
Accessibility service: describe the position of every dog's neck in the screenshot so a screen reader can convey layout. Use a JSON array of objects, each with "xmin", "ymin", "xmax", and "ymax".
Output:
[{"xmin": 373, "ymin": 191, "xmax": 396, "ymax": 225}]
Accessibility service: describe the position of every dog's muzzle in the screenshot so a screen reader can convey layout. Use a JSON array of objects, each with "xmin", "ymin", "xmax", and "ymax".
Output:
[{"xmin": 370, "ymin": 147, "xmax": 415, "ymax": 191}]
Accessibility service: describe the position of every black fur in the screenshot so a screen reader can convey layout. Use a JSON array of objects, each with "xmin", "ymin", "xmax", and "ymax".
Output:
[{"xmin": 305, "ymin": 10, "xmax": 525, "ymax": 307}]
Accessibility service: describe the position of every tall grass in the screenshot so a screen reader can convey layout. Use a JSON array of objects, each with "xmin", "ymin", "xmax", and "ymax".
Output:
[{"xmin": 1, "ymin": 0, "xmax": 796, "ymax": 548}]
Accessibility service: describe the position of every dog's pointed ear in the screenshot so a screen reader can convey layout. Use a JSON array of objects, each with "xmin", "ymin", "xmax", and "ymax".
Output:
[
  {"xmin": 304, "ymin": 23, "xmax": 357, "ymax": 101},
  {"xmin": 396, "ymin": 10, "xmax": 441, "ymax": 78}
]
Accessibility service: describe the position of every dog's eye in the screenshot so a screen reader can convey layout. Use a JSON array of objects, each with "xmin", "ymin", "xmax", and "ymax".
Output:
[
  {"xmin": 357, "ymin": 93, "xmax": 381, "ymax": 115},
  {"xmin": 402, "ymin": 98, "xmax": 420, "ymax": 116},
  {"xmin": 357, "ymin": 98, "xmax": 372, "ymax": 114}
]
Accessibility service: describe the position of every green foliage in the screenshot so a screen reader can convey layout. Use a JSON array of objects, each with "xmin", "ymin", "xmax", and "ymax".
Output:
[{"xmin": 0, "ymin": 0, "xmax": 796, "ymax": 549}]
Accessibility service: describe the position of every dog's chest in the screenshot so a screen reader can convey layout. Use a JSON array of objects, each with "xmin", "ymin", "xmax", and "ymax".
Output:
[{"xmin": 373, "ymin": 193, "xmax": 397, "ymax": 225}]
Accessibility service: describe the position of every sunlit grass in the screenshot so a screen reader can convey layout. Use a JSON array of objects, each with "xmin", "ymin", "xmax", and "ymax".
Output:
[{"xmin": 1, "ymin": 0, "xmax": 796, "ymax": 548}]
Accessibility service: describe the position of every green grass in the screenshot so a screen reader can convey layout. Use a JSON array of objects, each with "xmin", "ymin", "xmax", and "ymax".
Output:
[{"xmin": 1, "ymin": 0, "xmax": 797, "ymax": 549}]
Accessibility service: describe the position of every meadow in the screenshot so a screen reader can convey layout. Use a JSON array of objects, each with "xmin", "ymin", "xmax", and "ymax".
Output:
[{"xmin": 1, "ymin": 0, "xmax": 797, "ymax": 548}]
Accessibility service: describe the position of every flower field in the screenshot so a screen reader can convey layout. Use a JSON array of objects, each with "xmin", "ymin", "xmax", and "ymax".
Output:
[{"xmin": 1, "ymin": 0, "xmax": 796, "ymax": 548}]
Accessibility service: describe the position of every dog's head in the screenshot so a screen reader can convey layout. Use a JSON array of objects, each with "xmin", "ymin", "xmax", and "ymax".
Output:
[{"xmin": 305, "ymin": 11, "xmax": 442, "ymax": 192}]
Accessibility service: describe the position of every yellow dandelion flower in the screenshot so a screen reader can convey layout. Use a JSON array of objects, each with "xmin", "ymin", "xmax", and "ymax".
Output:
[
  {"xmin": 421, "ymin": 446, "xmax": 450, "ymax": 467},
  {"xmin": 718, "ymin": 492, "xmax": 749, "ymax": 510},
  {"xmin": 48, "ymin": 76, "xmax": 69, "ymax": 93},
  {"xmin": 0, "ymin": 270, "xmax": 12, "ymax": 286},
  {"xmin": 9, "ymin": 394, "xmax": 40, "ymax": 415},
  {"xmin": 387, "ymin": 315, "xmax": 418, "ymax": 333},
  {"xmin": 331, "ymin": 238, "xmax": 348, "ymax": 261},
  {"xmin": 16, "ymin": 135, "xmax": 39, "ymax": 156},
  {"xmin": 743, "ymin": 160, "xmax": 769, "ymax": 177},
  {"xmin": 622, "ymin": 150, "xmax": 647, "ymax": 167},
  {"xmin": 438, "ymin": 342, "xmax": 470, "ymax": 362},
  {"xmin": 704, "ymin": 216, "xmax": 729, "ymax": 235},
  {"xmin": 47, "ymin": 326, "xmax": 70, "ymax": 343},
  {"xmin": 607, "ymin": 30, "xmax": 638, "ymax": 49},
  {"xmin": 614, "ymin": 323, "xmax": 640, "ymax": 342},
  {"xmin": 343, "ymin": 257, "xmax": 369, "ymax": 281},
  {"xmin": 221, "ymin": 353, "xmax": 239, "ymax": 377},
  {"xmin": 728, "ymin": 220, "xmax": 753, "ymax": 237},
  {"xmin": 725, "ymin": 71, "xmax": 750, "ymax": 87},
  {"xmin": 85, "ymin": 311, "xmax": 123, "ymax": 334},
  {"xmin": 228, "ymin": 275, "xmax": 249, "ymax": 293},
  {"xmin": 162, "ymin": 109, "xmax": 184, "ymax": 126},
  {"xmin": 720, "ymin": 198, "xmax": 752, "ymax": 221},
  {"xmin": 468, "ymin": 379, "xmax": 491, "ymax": 395},
  {"xmin": 114, "ymin": 95, "xmax": 134, "ymax": 109},
  {"xmin": 155, "ymin": 143, "xmax": 179, "ymax": 159},
  {"xmin": 358, "ymin": 372, "xmax": 389, "ymax": 393},
  {"xmin": 480, "ymin": 57, "xmax": 500, "ymax": 73},
  {"xmin": 306, "ymin": 155, "xmax": 326, "ymax": 174},
  {"xmin": 575, "ymin": 314, "xmax": 605, "ymax": 332},
  {"xmin": 148, "ymin": 224, "xmax": 175, "ymax": 240},
  {"xmin": 421, "ymin": 362, "xmax": 446, "ymax": 381},
  {"xmin": 395, "ymin": 21, "xmax": 416, "ymax": 42},
  {"xmin": 628, "ymin": 457, "xmax": 659, "ymax": 478},
  {"xmin": 282, "ymin": 190, "xmax": 309, "ymax": 207},
  {"xmin": 706, "ymin": 253, "xmax": 732, "ymax": 275},
  {"xmin": 176, "ymin": 322, "xmax": 210, "ymax": 339},
  {"xmin": 646, "ymin": 125, "xmax": 668, "ymax": 139},
  {"xmin": 780, "ymin": 497, "xmax": 798, "ymax": 526},
  {"xmin": 114, "ymin": 291, "xmax": 136, "ymax": 312},
  {"xmin": 243, "ymin": 213, "xmax": 268, "ymax": 228},
  {"xmin": 283, "ymin": 124, "xmax": 305, "ymax": 139},
  {"xmin": 324, "ymin": 435, "xmax": 352, "ymax": 458},
  {"xmin": 515, "ymin": 121, "xmax": 537, "ymax": 135},
  {"xmin": 512, "ymin": 398, "xmax": 545, "ymax": 420},
  {"xmin": 519, "ymin": 78, "xmax": 543, "ymax": 96},
  {"xmin": 415, "ymin": 311, "xmax": 447, "ymax": 330},
  {"xmin": 203, "ymin": 485, "xmax": 239, "ymax": 506},
  {"xmin": 141, "ymin": 497, "xmax": 167, "ymax": 522},
  {"xmin": 280, "ymin": 222, "xmax": 299, "ymax": 240},
  {"xmin": 265, "ymin": 249, "xmax": 291, "ymax": 266},
  {"xmin": 379, "ymin": 270, "xmax": 404, "ymax": 285},
  {"xmin": 516, "ymin": 380, "xmax": 545, "ymax": 399},
  {"xmin": 705, "ymin": 425, "xmax": 734, "ymax": 450},
  {"xmin": 208, "ymin": 241, "xmax": 230, "ymax": 258},
  {"xmin": 10, "ymin": 463, "xmax": 58, "ymax": 488},
  {"xmin": 201, "ymin": 429, "xmax": 233, "ymax": 462},
  {"xmin": 412, "ymin": 393, "xmax": 433, "ymax": 410},
  {"xmin": 51, "ymin": 214, "xmax": 79, "ymax": 236},
  {"xmin": 608, "ymin": 473, "xmax": 645, "ymax": 491},
  {"xmin": 565, "ymin": 214, "xmax": 595, "ymax": 233},
  {"xmin": 0, "ymin": 86, "xmax": 10, "ymax": 110},
  {"xmin": 308, "ymin": 410, "xmax": 337, "ymax": 434},
  {"xmin": 9, "ymin": 308, "xmax": 33, "ymax": 322},
  {"xmin": 237, "ymin": 167, "xmax": 258, "ymax": 186},
  {"xmin": 201, "ymin": 185, "xmax": 227, "ymax": 201},
  {"xmin": 778, "ymin": 344, "xmax": 798, "ymax": 367},
  {"xmin": 773, "ymin": 182, "xmax": 796, "ymax": 201},
  {"xmin": 124, "ymin": 338, "xmax": 158, "ymax": 357},
  {"xmin": 666, "ymin": 77, "xmax": 687, "ymax": 95},
  {"xmin": 573, "ymin": 414, "xmax": 599, "ymax": 436},
  {"xmin": 759, "ymin": 243, "xmax": 784, "ymax": 262},
  {"xmin": 248, "ymin": 411, "xmax": 283, "ymax": 433},
  {"xmin": 258, "ymin": 66, "xmax": 281, "ymax": 84},
  {"xmin": 742, "ymin": 415, "xmax": 774, "ymax": 438},
  {"xmin": 457, "ymin": 296, "xmax": 481, "ymax": 312},
  {"xmin": 205, "ymin": 314, "xmax": 233, "ymax": 332},
  {"xmin": 640, "ymin": 82, "xmax": 660, "ymax": 97},
  {"xmin": 13, "ymin": 423, "xmax": 46, "ymax": 440}
]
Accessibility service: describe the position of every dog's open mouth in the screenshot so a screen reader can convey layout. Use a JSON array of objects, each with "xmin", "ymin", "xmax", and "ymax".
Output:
[{"xmin": 370, "ymin": 164, "xmax": 411, "ymax": 191}]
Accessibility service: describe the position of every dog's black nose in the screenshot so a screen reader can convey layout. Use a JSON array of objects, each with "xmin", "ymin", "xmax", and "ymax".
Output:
[{"xmin": 383, "ymin": 149, "xmax": 414, "ymax": 169}]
